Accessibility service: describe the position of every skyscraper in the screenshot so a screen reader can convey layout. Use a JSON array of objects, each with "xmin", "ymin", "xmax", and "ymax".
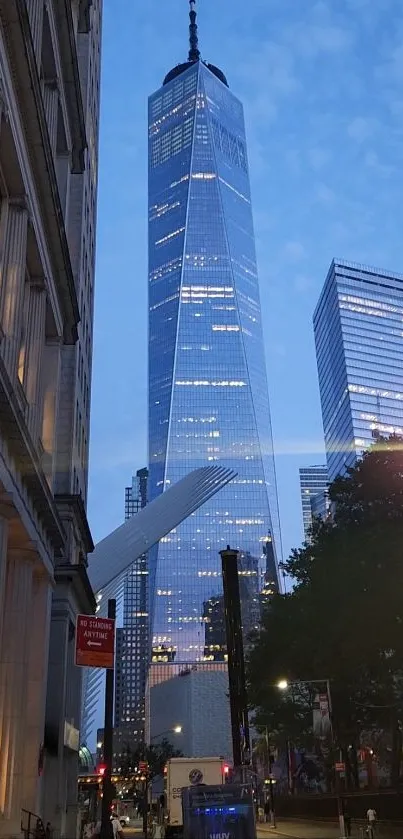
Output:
[
  {"xmin": 299, "ymin": 466, "xmax": 328, "ymax": 540},
  {"xmin": 314, "ymin": 259, "xmax": 403, "ymax": 483},
  {"xmin": 114, "ymin": 469, "xmax": 148, "ymax": 746},
  {"xmin": 125, "ymin": 467, "xmax": 148, "ymax": 520},
  {"xmin": 148, "ymin": 2, "xmax": 281, "ymax": 685}
]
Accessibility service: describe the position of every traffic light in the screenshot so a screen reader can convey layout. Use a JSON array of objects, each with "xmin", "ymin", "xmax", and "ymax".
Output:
[
  {"xmin": 223, "ymin": 764, "xmax": 231, "ymax": 782},
  {"xmin": 97, "ymin": 763, "xmax": 107, "ymax": 776}
]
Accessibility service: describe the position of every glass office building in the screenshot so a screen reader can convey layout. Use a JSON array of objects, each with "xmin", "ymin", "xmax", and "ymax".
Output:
[
  {"xmin": 314, "ymin": 259, "xmax": 403, "ymax": 483},
  {"xmin": 299, "ymin": 465, "xmax": 328, "ymax": 540},
  {"xmin": 148, "ymin": 6, "xmax": 281, "ymax": 670},
  {"xmin": 114, "ymin": 468, "xmax": 148, "ymax": 744}
]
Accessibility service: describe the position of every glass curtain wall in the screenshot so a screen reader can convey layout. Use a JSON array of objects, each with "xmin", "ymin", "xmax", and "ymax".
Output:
[{"xmin": 148, "ymin": 62, "xmax": 281, "ymax": 666}]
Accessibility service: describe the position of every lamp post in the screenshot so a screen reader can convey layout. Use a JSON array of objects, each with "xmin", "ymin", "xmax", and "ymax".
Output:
[
  {"xmin": 100, "ymin": 599, "xmax": 116, "ymax": 839},
  {"xmin": 278, "ymin": 679, "xmax": 346, "ymax": 839},
  {"xmin": 263, "ymin": 726, "xmax": 276, "ymax": 828},
  {"xmin": 143, "ymin": 726, "xmax": 183, "ymax": 838},
  {"xmin": 150, "ymin": 726, "xmax": 182, "ymax": 742}
]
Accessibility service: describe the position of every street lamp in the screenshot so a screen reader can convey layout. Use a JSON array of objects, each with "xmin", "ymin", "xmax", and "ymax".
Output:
[
  {"xmin": 150, "ymin": 726, "xmax": 182, "ymax": 742},
  {"xmin": 263, "ymin": 727, "xmax": 276, "ymax": 829},
  {"xmin": 142, "ymin": 728, "xmax": 182, "ymax": 839},
  {"xmin": 277, "ymin": 678, "xmax": 346, "ymax": 839}
]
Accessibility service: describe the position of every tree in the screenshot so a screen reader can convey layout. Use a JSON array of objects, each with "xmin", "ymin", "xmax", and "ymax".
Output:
[
  {"xmin": 120, "ymin": 738, "xmax": 183, "ymax": 784},
  {"xmin": 248, "ymin": 436, "xmax": 403, "ymax": 789}
]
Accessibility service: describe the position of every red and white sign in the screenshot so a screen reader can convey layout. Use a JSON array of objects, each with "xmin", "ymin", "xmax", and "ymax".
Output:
[
  {"xmin": 335, "ymin": 762, "xmax": 345, "ymax": 772},
  {"xmin": 75, "ymin": 614, "xmax": 115, "ymax": 669}
]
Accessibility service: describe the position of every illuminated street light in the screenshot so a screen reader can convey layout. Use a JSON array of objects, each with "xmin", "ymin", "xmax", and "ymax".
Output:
[
  {"xmin": 150, "ymin": 726, "xmax": 183, "ymax": 742},
  {"xmin": 275, "ymin": 676, "xmax": 346, "ymax": 839}
]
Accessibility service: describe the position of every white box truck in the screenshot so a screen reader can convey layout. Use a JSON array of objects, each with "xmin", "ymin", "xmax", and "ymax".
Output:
[{"xmin": 165, "ymin": 757, "xmax": 225, "ymax": 837}]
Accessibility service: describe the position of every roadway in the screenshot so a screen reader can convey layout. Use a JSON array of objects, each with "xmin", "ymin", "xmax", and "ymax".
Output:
[
  {"xmin": 257, "ymin": 819, "xmax": 402, "ymax": 838},
  {"xmin": 122, "ymin": 816, "xmax": 403, "ymax": 839}
]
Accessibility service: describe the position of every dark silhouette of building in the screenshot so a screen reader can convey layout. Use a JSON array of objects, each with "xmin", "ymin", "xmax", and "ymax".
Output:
[{"xmin": 114, "ymin": 468, "xmax": 149, "ymax": 750}]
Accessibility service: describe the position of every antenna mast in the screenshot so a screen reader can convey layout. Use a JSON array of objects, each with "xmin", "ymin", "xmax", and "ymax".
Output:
[{"xmin": 188, "ymin": 0, "xmax": 201, "ymax": 62}]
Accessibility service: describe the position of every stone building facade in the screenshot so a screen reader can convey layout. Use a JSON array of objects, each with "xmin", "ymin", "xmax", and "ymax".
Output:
[{"xmin": 0, "ymin": 1, "xmax": 102, "ymax": 836}]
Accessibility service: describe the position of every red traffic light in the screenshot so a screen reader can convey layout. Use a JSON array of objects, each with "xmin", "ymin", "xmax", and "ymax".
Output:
[
  {"xmin": 223, "ymin": 764, "xmax": 230, "ymax": 775},
  {"xmin": 97, "ymin": 764, "xmax": 107, "ymax": 776}
]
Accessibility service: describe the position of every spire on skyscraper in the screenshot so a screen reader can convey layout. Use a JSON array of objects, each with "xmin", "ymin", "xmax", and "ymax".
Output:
[
  {"xmin": 163, "ymin": 0, "xmax": 228, "ymax": 86},
  {"xmin": 188, "ymin": 0, "xmax": 201, "ymax": 62}
]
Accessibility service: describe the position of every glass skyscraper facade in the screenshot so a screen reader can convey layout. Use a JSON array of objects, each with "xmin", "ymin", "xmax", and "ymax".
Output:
[
  {"xmin": 299, "ymin": 465, "xmax": 328, "ymax": 540},
  {"xmin": 114, "ymin": 468, "xmax": 148, "ymax": 744},
  {"xmin": 148, "ymin": 8, "xmax": 281, "ymax": 672},
  {"xmin": 314, "ymin": 259, "xmax": 403, "ymax": 483}
]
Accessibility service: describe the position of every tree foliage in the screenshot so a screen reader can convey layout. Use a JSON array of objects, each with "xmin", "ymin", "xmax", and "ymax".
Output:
[
  {"xmin": 248, "ymin": 437, "xmax": 403, "ymax": 786},
  {"xmin": 120, "ymin": 738, "xmax": 183, "ymax": 780}
]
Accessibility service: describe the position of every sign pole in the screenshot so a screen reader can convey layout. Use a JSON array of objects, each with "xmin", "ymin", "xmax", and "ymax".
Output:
[
  {"xmin": 326, "ymin": 680, "xmax": 346, "ymax": 839},
  {"xmin": 100, "ymin": 599, "xmax": 116, "ymax": 839}
]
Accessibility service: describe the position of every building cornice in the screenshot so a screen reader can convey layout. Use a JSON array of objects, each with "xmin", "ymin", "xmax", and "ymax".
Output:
[
  {"xmin": 55, "ymin": 493, "xmax": 95, "ymax": 555},
  {"xmin": 53, "ymin": 0, "xmax": 87, "ymax": 173},
  {"xmin": 54, "ymin": 561, "xmax": 97, "ymax": 615},
  {"xmin": 0, "ymin": 0, "xmax": 80, "ymax": 343}
]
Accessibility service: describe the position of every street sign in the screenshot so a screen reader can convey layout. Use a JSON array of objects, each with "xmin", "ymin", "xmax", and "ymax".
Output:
[
  {"xmin": 75, "ymin": 614, "xmax": 115, "ymax": 668},
  {"xmin": 335, "ymin": 762, "xmax": 345, "ymax": 772}
]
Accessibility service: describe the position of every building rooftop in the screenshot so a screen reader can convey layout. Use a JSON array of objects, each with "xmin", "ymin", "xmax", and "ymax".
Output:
[{"xmin": 163, "ymin": 0, "xmax": 228, "ymax": 88}]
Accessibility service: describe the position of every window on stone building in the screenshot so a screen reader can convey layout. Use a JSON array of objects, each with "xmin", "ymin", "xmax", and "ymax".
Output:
[{"xmin": 17, "ymin": 277, "xmax": 29, "ymax": 386}]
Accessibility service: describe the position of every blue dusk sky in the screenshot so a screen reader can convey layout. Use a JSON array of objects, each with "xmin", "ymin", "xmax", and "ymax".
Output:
[{"xmin": 88, "ymin": 0, "xmax": 403, "ymax": 566}]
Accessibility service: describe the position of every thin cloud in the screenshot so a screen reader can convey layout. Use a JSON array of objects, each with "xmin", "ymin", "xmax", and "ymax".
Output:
[
  {"xmin": 347, "ymin": 116, "xmax": 379, "ymax": 143},
  {"xmin": 314, "ymin": 183, "xmax": 336, "ymax": 204},
  {"xmin": 308, "ymin": 147, "xmax": 333, "ymax": 171},
  {"xmin": 284, "ymin": 241, "xmax": 308, "ymax": 262}
]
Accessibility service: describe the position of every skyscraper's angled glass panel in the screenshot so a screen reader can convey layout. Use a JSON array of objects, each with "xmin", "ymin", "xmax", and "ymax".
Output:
[
  {"xmin": 148, "ymin": 57, "xmax": 281, "ymax": 666},
  {"xmin": 314, "ymin": 259, "xmax": 403, "ymax": 483}
]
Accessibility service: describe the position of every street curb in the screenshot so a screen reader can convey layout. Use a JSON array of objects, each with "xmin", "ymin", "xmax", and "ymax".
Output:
[
  {"xmin": 258, "ymin": 829, "xmax": 306, "ymax": 838},
  {"xmin": 257, "ymin": 827, "xmax": 338, "ymax": 839}
]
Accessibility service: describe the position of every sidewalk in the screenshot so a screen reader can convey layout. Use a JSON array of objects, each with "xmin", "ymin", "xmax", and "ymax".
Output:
[
  {"xmin": 258, "ymin": 819, "xmax": 402, "ymax": 838},
  {"xmin": 258, "ymin": 821, "xmax": 341, "ymax": 839}
]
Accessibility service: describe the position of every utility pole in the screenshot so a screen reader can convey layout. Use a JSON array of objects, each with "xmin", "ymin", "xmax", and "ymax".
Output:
[
  {"xmin": 100, "ymin": 599, "xmax": 116, "ymax": 839},
  {"xmin": 325, "ymin": 681, "xmax": 346, "ymax": 839},
  {"xmin": 220, "ymin": 545, "xmax": 250, "ymax": 779}
]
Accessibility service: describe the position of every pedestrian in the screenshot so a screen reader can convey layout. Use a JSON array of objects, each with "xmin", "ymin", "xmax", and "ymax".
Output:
[
  {"xmin": 343, "ymin": 804, "xmax": 351, "ymax": 838},
  {"xmin": 264, "ymin": 800, "xmax": 271, "ymax": 824},
  {"xmin": 111, "ymin": 815, "xmax": 124, "ymax": 839},
  {"xmin": 366, "ymin": 807, "xmax": 377, "ymax": 837},
  {"xmin": 90, "ymin": 821, "xmax": 101, "ymax": 839},
  {"xmin": 34, "ymin": 819, "xmax": 44, "ymax": 839},
  {"xmin": 83, "ymin": 823, "xmax": 93, "ymax": 839},
  {"xmin": 45, "ymin": 822, "xmax": 53, "ymax": 839},
  {"xmin": 153, "ymin": 821, "xmax": 165, "ymax": 838}
]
